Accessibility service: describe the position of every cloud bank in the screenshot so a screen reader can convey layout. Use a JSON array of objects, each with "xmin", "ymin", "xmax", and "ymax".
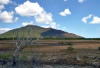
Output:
[
  {"xmin": 15, "ymin": 1, "xmax": 58, "ymax": 28},
  {"xmin": 0, "ymin": 27, "xmax": 11, "ymax": 34}
]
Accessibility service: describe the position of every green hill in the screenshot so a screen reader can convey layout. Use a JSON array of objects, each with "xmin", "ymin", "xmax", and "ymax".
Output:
[{"xmin": 0, "ymin": 25, "xmax": 82, "ymax": 39}]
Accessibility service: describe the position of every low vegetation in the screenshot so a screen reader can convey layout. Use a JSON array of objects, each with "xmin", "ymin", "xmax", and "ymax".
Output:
[
  {"xmin": 0, "ymin": 54, "xmax": 12, "ymax": 60},
  {"xmin": 98, "ymin": 47, "xmax": 100, "ymax": 50},
  {"xmin": 0, "ymin": 40, "xmax": 100, "ymax": 68},
  {"xmin": 67, "ymin": 46, "xmax": 74, "ymax": 52}
]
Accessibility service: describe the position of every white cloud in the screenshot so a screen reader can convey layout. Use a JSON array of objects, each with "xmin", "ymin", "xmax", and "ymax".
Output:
[
  {"xmin": 41, "ymin": 22, "xmax": 58, "ymax": 29},
  {"xmin": 0, "ymin": 11, "xmax": 14, "ymax": 23},
  {"xmin": 49, "ymin": 22, "xmax": 56, "ymax": 28},
  {"xmin": 57, "ymin": 26, "xmax": 66, "ymax": 32},
  {"xmin": 0, "ymin": 5, "xmax": 5, "ymax": 10},
  {"xmin": 0, "ymin": 0, "xmax": 10, "ymax": 4},
  {"xmin": 82, "ymin": 14, "xmax": 100, "ymax": 24},
  {"xmin": 90, "ymin": 16, "xmax": 100, "ymax": 24},
  {"xmin": 22, "ymin": 21, "xmax": 34, "ymax": 26},
  {"xmin": 41, "ymin": 22, "xmax": 57, "ymax": 29},
  {"xmin": 0, "ymin": 27, "xmax": 11, "ymax": 34},
  {"xmin": 35, "ymin": 11, "xmax": 53, "ymax": 24},
  {"xmin": 15, "ymin": 1, "xmax": 43, "ymax": 16},
  {"xmin": 78, "ymin": 0, "xmax": 84, "ymax": 3},
  {"xmin": 82, "ymin": 14, "xmax": 92, "ymax": 23},
  {"xmin": 14, "ymin": 17, "xmax": 18, "ymax": 22},
  {"xmin": 63, "ymin": 0, "xmax": 85, "ymax": 3},
  {"xmin": 35, "ymin": 11, "xmax": 57, "ymax": 28},
  {"xmin": 15, "ymin": 1, "xmax": 58, "ymax": 28},
  {"xmin": 59, "ymin": 9, "xmax": 71, "ymax": 16},
  {"xmin": 0, "ymin": 0, "xmax": 17, "ymax": 23},
  {"xmin": 41, "ymin": 26, "xmax": 51, "ymax": 28}
]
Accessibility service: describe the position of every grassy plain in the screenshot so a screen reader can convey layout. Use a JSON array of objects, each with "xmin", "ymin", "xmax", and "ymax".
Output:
[{"xmin": 0, "ymin": 40, "xmax": 100, "ymax": 68}]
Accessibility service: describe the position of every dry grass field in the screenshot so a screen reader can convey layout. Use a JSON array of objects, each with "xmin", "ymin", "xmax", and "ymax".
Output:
[{"xmin": 0, "ymin": 40, "xmax": 100, "ymax": 68}]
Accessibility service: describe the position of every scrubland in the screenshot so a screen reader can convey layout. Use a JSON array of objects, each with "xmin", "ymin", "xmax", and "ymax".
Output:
[{"xmin": 0, "ymin": 40, "xmax": 100, "ymax": 68}]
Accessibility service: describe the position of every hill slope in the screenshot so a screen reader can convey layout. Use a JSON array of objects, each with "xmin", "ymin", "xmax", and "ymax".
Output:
[{"xmin": 0, "ymin": 25, "xmax": 82, "ymax": 38}]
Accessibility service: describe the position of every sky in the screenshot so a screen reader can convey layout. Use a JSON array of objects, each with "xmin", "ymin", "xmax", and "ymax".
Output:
[{"xmin": 0, "ymin": 0, "xmax": 100, "ymax": 38}]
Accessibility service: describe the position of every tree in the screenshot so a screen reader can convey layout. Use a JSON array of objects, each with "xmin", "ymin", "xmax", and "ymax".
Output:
[{"xmin": 12, "ymin": 29, "xmax": 38, "ymax": 66}]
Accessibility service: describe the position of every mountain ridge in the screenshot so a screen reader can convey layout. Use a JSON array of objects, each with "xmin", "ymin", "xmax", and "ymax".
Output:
[{"xmin": 0, "ymin": 25, "xmax": 82, "ymax": 38}]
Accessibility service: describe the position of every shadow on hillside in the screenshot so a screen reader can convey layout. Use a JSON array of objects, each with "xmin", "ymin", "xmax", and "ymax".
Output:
[{"xmin": 41, "ymin": 28, "xmax": 65, "ymax": 38}]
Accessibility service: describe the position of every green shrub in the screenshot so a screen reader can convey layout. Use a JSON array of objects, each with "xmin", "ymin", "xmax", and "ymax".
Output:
[
  {"xmin": 0, "ymin": 54, "xmax": 11, "ymax": 60},
  {"xmin": 61, "ymin": 42, "xmax": 64, "ymax": 45},
  {"xmin": 59, "ymin": 42, "xmax": 64, "ymax": 45},
  {"xmin": 67, "ymin": 42, "xmax": 72, "ymax": 45},
  {"xmin": 67, "ymin": 46, "xmax": 74, "ymax": 52},
  {"xmin": 22, "ymin": 55, "xmax": 27, "ymax": 62}
]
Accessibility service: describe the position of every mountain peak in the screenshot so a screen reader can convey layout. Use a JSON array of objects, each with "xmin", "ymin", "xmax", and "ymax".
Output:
[{"xmin": 0, "ymin": 25, "xmax": 82, "ymax": 38}]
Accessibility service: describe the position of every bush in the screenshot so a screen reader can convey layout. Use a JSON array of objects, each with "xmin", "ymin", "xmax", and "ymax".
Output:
[
  {"xmin": 61, "ymin": 42, "xmax": 64, "ymax": 45},
  {"xmin": 22, "ymin": 55, "xmax": 27, "ymax": 62},
  {"xmin": 0, "ymin": 54, "xmax": 11, "ymax": 60},
  {"xmin": 98, "ymin": 47, "xmax": 100, "ymax": 50},
  {"xmin": 67, "ymin": 46, "xmax": 74, "ymax": 52},
  {"xmin": 67, "ymin": 42, "xmax": 72, "ymax": 45},
  {"xmin": 59, "ymin": 42, "xmax": 64, "ymax": 45}
]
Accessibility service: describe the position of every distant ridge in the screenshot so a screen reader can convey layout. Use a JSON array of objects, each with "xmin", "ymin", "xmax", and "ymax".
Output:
[{"xmin": 0, "ymin": 25, "xmax": 82, "ymax": 38}]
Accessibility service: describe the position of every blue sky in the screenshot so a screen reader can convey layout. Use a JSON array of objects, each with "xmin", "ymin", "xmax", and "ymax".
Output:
[{"xmin": 0, "ymin": 0, "xmax": 100, "ymax": 38}]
